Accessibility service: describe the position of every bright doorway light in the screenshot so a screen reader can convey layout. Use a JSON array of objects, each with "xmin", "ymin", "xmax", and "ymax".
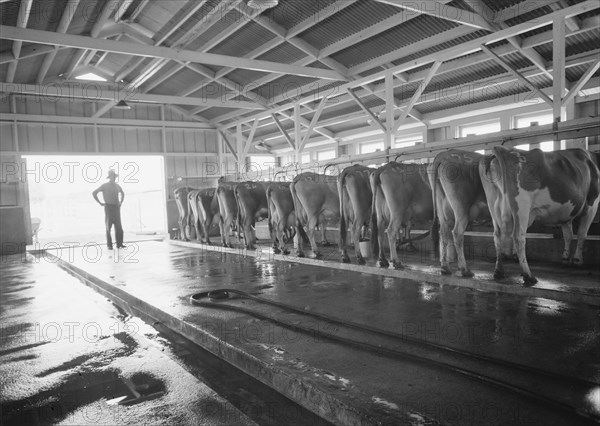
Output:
[{"xmin": 23, "ymin": 155, "xmax": 166, "ymax": 245}]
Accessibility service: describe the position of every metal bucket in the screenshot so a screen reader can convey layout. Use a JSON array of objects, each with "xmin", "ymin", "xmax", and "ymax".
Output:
[{"xmin": 359, "ymin": 240, "xmax": 371, "ymax": 258}]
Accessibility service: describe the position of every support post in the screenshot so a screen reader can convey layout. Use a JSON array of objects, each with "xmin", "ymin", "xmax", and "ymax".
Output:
[
  {"xmin": 553, "ymin": 16, "xmax": 566, "ymax": 150},
  {"xmin": 385, "ymin": 72, "xmax": 395, "ymax": 150}
]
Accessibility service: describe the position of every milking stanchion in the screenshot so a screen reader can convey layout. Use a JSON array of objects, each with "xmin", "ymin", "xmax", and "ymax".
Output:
[{"xmin": 190, "ymin": 289, "xmax": 600, "ymax": 424}]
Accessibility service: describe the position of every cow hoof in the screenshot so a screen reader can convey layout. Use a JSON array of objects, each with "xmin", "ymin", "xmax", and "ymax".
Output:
[
  {"xmin": 561, "ymin": 257, "xmax": 571, "ymax": 266},
  {"xmin": 441, "ymin": 266, "xmax": 452, "ymax": 275},
  {"xmin": 273, "ymin": 248, "xmax": 281, "ymax": 254},
  {"xmin": 296, "ymin": 251, "xmax": 305, "ymax": 258},
  {"xmin": 460, "ymin": 268, "xmax": 474, "ymax": 278},
  {"xmin": 378, "ymin": 260, "xmax": 389, "ymax": 268},
  {"xmin": 312, "ymin": 252, "xmax": 323, "ymax": 259},
  {"xmin": 392, "ymin": 261, "xmax": 404, "ymax": 270},
  {"xmin": 357, "ymin": 257, "xmax": 366, "ymax": 265},
  {"xmin": 283, "ymin": 249, "xmax": 290, "ymax": 255},
  {"xmin": 341, "ymin": 256, "xmax": 351, "ymax": 264},
  {"xmin": 321, "ymin": 241, "xmax": 332, "ymax": 247},
  {"xmin": 227, "ymin": 244, "xmax": 234, "ymax": 249},
  {"xmin": 493, "ymin": 270, "xmax": 505, "ymax": 280},
  {"xmin": 522, "ymin": 274, "xmax": 538, "ymax": 286},
  {"xmin": 573, "ymin": 257, "xmax": 583, "ymax": 266}
]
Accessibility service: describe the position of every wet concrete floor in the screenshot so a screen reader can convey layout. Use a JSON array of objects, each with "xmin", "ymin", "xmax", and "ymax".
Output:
[
  {"xmin": 0, "ymin": 253, "xmax": 330, "ymax": 426},
  {"xmin": 33, "ymin": 240, "xmax": 600, "ymax": 425}
]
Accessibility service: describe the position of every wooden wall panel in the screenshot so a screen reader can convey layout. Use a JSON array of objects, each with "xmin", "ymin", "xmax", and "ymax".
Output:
[{"xmin": 0, "ymin": 124, "xmax": 14, "ymax": 151}]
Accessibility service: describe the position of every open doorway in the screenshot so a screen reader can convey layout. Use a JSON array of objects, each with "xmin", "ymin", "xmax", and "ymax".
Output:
[{"xmin": 24, "ymin": 155, "xmax": 166, "ymax": 247}]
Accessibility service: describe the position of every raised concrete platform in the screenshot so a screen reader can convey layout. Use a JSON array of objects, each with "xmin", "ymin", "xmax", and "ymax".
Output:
[
  {"xmin": 35, "ymin": 241, "xmax": 600, "ymax": 426},
  {"xmin": 172, "ymin": 237, "xmax": 600, "ymax": 307}
]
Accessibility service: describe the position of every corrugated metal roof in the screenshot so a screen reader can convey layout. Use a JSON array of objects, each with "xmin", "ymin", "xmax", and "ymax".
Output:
[
  {"xmin": 254, "ymin": 74, "xmax": 319, "ymax": 102},
  {"xmin": 536, "ymin": 29, "xmax": 600, "ymax": 60},
  {"xmin": 184, "ymin": 8, "xmax": 247, "ymax": 52},
  {"xmin": 267, "ymin": 0, "xmax": 339, "ymax": 31},
  {"xmin": 0, "ymin": 0, "xmax": 597, "ymax": 144},
  {"xmin": 207, "ymin": 21, "xmax": 276, "ymax": 57},
  {"xmin": 332, "ymin": 15, "xmax": 459, "ymax": 69},
  {"xmin": 299, "ymin": 0, "xmax": 403, "ymax": 51},
  {"xmin": 0, "ymin": 0, "xmax": 19, "ymax": 26},
  {"xmin": 256, "ymin": 41, "xmax": 308, "ymax": 64}
]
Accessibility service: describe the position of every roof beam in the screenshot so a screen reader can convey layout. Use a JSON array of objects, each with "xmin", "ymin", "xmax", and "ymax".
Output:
[
  {"xmin": 0, "ymin": 44, "xmax": 57, "ymax": 64},
  {"xmin": 129, "ymin": 1, "xmax": 238, "ymax": 88},
  {"xmin": 36, "ymin": 0, "xmax": 81, "ymax": 84},
  {"xmin": 218, "ymin": 130, "xmax": 238, "ymax": 162},
  {"xmin": 6, "ymin": 0, "xmax": 34, "ymax": 83},
  {"xmin": 347, "ymin": 88, "xmax": 387, "ymax": 133},
  {"xmin": 463, "ymin": 0, "xmax": 553, "ymax": 82},
  {"xmin": 393, "ymin": 61, "xmax": 441, "ymax": 132},
  {"xmin": 271, "ymin": 114, "xmax": 296, "ymax": 150},
  {"xmin": 298, "ymin": 97, "xmax": 328, "ymax": 152},
  {"xmin": 0, "ymin": 113, "xmax": 216, "ymax": 129},
  {"xmin": 317, "ymin": 2, "xmax": 453, "ymax": 59},
  {"xmin": 92, "ymin": 100, "xmax": 117, "ymax": 118},
  {"xmin": 373, "ymin": 0, "xmax": 494, "ymax": 31},
  {"xmin": 216, "ymin": 0, "xmax": 598, "ymax": 127},
  {"xmin": 481, "ymin": 44, "xmax": 553, "ymax": 107},
  {"xmin": 0, "ymin": 25, "xmax": 345, "ymax": 81},
  {"xmin": 562, "ymin": 58, "xmax": 600, "ymax": 106},
  {"xmin": 222, "ymin": 48, "xmax": 600, "ymax": 143},
  {"xmin": 0, "ymin": 82, "xmax": 266, "ymax": 109}
]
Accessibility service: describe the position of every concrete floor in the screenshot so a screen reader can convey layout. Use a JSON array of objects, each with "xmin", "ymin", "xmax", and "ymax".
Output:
[
  {"xmin": 0, "ymin": 254, "xmax": 329, "ymax": 426},
  {"xmin": 21, "ymin": 240, "xmax": 600, "ymax": 425}
]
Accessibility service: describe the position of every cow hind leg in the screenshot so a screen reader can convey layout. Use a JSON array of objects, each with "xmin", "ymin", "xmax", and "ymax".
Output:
[
  {"xmin": 307, "ymin": 218, "xmax": 322, "ymax": 259},
  {"xmin": 573, "ymin": 200, "xmax": 599, "ymax": 266},
  {"xmin": 386, "ymin": 219, "xmax": 404, "ymax": 270},
  {"xmin": 492, "ymin": 222, "xmax": 506, "ymax": 279},
  {"xmin": 439, "ymin": 221, "xmax": 452, "ymax": 275},
  {"xmin": 561, "ymin": 222, "xmax": 573, "ymax": 265},
  {"xmin": 352, "ymin": 221, "xmax": 365, "ymax": 265},
  {"xmin": 452, "ymin": 212, "xmax": 473, "ymax": 277},
  {"xmin": 513, "ymin": 210, "xmax": 537, "ymax": 285}
]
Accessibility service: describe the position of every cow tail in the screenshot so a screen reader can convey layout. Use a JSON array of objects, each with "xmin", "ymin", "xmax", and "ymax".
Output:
[
  {"xmin": 187, "ymin": 192, "xmax": 194, "ymax": 240},
  {"xmin": 290, "ymin": 179, "xmax": 309, "ymax": 243},
  {"xmin": 492, "ymin": 146, "xmax": 516, "ymax": 236},
  {"xmin": 427, "ymin": 160, "xmax": 440, "ymax": 257},
  {"xmin": 369, "ymin": 170, "xmax": 380, "ymax": 257},
  {"xmin": 338, "ymin": 169, "xmax": 348, "ymax": 251},
  {"xmin": 233, "ymin": 186, "xmax": 246, "ymax": 242},
  {"xmin": 266, "ymin": 186, "xmax": 275, "ymax": 242}
]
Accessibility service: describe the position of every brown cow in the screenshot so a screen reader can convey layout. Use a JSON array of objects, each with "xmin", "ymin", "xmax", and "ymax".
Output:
[
  {"xmin": 196, "ymin": 188, "xmax": 220, "ymax": 245},
  {"xmin": 290, "ymin": 171, "xmax": 339, "ymax": 258},
  {"xmin": 234, "ymin": 181, "xmax": 269, "ymax": 249},
  {"xmin": 338, "ymin": 164, "xmax": 373, "ymax": 264},
  {"xmin": 187, "ymin": 189, "xmax": 202, "ymax": 241},
  {"xmin": 266, "ymin": 181, "xmax": 297, "ymax": 254},
  {"xmin": 428, "ymin": 150, "xmax": 490, "ymax": 277},
  {"xmin": 484, "ymin": 146, "xmax": 600, "ymax": 285},
  {"xmin": 174, "ymin": 186, "xmax": 194, "ymax": 240},
  {"xmin": 479, "ymin": 154, "xmax": 516, "ymax": 280},
  {"xmin": 216, "ymin": 181, "xmax": 239, "ymax": 248},
  {"xmin": 370, "ymin": 162, "xmax": 433, "ymax": 269}
]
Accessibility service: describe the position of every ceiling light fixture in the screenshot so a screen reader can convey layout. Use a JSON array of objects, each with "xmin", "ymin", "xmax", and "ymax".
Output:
[
  {"xmin": 247, "ymin": 0, "xmax": 279, "ymax": 10},
  {"xmin": 114, "ymin": 100, "xmax": 132, "ymax": 110},
  {"xmin": 255, "ymin": 141, "xmax": 269, "ymax": 151}
]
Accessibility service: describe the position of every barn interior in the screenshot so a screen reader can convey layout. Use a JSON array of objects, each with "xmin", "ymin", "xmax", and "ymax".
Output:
[{"xmin": 1, "ymin": 0, "xmax": 600, "ymax": 425}]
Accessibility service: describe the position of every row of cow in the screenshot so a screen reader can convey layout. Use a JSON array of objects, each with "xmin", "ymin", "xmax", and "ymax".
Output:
[{"xmin": 175, "ymin": 146, "xmax": 600, "ymax": 285}]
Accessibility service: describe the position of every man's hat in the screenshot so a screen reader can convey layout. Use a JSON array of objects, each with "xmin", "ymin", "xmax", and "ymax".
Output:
[{"xmin": 107, "ymin": 169, "xmax": 118, "ymax": 178}]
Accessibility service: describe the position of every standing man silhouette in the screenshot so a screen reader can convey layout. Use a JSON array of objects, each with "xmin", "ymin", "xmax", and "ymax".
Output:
[{"xmin": 93, "ymin": 169, "xmax": 125, "ymax": 250}]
